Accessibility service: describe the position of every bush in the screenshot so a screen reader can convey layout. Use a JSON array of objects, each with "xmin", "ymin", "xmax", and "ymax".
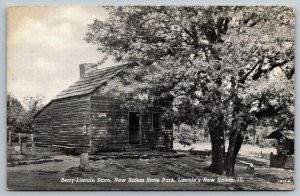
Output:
[{"xmin": 174, "ymin": 124, "xmax": 207, "ymax": 146}]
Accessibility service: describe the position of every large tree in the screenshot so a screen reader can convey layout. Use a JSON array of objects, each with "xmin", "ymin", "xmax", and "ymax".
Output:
[{"xmin": 85, "ymin": 6, "xmax": 294, "ymax": 175}]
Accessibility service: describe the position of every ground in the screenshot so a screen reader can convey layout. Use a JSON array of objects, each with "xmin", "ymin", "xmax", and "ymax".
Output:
[{"xmin": 7, "ymin": 143, "xmax": 294, "ymax": 191}]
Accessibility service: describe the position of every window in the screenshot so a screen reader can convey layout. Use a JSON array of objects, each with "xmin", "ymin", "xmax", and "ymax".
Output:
[{"xmin": 152, "ymin": 113, "xmax": 162, "ymax": 130}]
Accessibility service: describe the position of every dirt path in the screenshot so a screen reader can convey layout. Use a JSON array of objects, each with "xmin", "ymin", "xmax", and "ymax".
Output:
[{"xmin": 7, "ymin": 155, "xmax": 79, "ymax": 173}]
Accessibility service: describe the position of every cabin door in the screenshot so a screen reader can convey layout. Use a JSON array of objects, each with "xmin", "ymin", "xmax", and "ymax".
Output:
[{"xmin": 129, "ymin": 112, "xmax": 140, "ymax": 144}]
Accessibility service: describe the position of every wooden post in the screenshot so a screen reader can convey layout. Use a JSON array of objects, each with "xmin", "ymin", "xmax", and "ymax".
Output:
[
  {"xmin": 8, "ymin": 131, "xmax": 12, "ymax": 146},
  {"xmin": 18, "ymin": 133, "xmax": 21, "ymax": 146},
  {"xmin": 31, "ymin": 134, "xmax": 35, "ymax": 147},
  {"xmin": 18, "ymin": 133, "xmax": 23, "ymax": 154},
  {"xmin": 89, "ymin": 127, "xmax": 92, "ymax": 153},
  {"xmin": 79, "ymin": 153, "xmax": 91, "ymax": 171},
  {"xmin": 31, "ymin": 133, "xmax": 35, "ymax": 152}
]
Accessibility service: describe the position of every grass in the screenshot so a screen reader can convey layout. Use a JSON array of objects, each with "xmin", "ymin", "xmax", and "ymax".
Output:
[
  {"xmin": 7, "ymin": 143, "xmax": 64, "ymax": 165},
  {"xmin": 173, "ymin": 142, "xmax": 276, "ymax": 159}
]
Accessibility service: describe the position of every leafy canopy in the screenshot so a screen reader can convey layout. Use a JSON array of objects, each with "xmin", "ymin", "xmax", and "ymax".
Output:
[{"xmin": 85, "ymin": 6, "xmax": 294, "ymax": 128}]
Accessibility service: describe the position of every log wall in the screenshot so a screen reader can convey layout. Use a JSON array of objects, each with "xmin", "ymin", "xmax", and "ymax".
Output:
[
  {"xmin": 51, "ymin": 96, "xmax": 90, "ymax": 148},
  {"xmin": 90, "ymin": 96, "xmax": 173, "ymax": 150},
  {"xmin": 34, "ymin": 96, "xmax": 91, "ymax": 149},
  {"xmin": 34, "ymin": 104, "xmax": 52, "ymax": 147},
  {"xmin": 90, "ymin": 96, "xmax": 128, "ymax": 150},
  {"xmin": 34, "ymin": 94, "xmax": 173, "ymax": 151},
  {"xmin": 141, "ymin": 111, "xmax": 173, "ymax": 149}
]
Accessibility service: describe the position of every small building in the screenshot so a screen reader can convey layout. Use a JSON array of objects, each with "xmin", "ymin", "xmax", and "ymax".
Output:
[
  {"xmin": 266, "ymin": 129, "xmax": 294, "ymax": 169},
  {"xmin": 33, "ymin": 63, "xmax": 173, "ymax": 152}
]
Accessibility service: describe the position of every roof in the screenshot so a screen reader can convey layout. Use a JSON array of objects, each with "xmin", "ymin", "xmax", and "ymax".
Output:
[
  {"xmin": 33, "ymin": 63, "xmax": 129, "ymax": 118},
  {"xmin": 266, "ymin": 130, "xmax": 294, "ymax": 140},
  {"xmin": 53, "ymin": 64, "xmax": 127, "ymax": 100}
]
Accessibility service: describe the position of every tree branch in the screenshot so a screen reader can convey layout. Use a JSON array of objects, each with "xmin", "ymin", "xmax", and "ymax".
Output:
[{"xmin": 239, "ymin": 59, "xmax": 263, "ymax": 83}]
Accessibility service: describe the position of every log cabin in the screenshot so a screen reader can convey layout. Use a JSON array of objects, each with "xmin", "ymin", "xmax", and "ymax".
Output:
[{"xmin": 33, "ymin": 63, "xmax": 173, "ymax": 152}]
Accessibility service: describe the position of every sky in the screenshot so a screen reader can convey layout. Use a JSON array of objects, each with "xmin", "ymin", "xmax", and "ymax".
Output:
[
  {"xmin": 6, "ymin": 4, "xmax": 296, "ymax": 105},
  {"xmin": 7, "ymin": 6, "xmax": 113, "ymax": 103}
]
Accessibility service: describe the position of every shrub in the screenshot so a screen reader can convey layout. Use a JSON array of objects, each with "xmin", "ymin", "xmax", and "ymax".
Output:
[{"xmin": 174, "ymin": 124, "xmax": 202, "ymax": 146}]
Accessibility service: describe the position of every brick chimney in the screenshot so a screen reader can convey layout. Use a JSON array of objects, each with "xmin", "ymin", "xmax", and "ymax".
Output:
[{"xmin": 79, "ymin": 63, "xmax": 98, "ymax": 78}]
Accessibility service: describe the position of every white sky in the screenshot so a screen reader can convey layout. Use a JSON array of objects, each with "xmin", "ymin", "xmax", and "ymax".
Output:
[{"xmin": 7, "ymin": 6, "xmax": 113, "ymax": 103}]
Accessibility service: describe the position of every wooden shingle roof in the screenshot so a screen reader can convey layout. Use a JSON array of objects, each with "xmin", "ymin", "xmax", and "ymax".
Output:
[
  {"xmin": 53, "ymin": 64, "xmax": 127, "ymax": 100},
  {"xmin": 33, "ymin": 63, "xmax": 132, "ymax": 118}
]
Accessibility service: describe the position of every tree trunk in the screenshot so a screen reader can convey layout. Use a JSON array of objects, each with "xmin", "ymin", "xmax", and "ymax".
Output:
[
  {"xmin": 208, "ymin": 116, "xmax": 225, "ymax": 175},
  {"xmin": 79, "ymin": 153, "xmax": 92, "ymax": 172},
  {"xmin": 225, "ymin": 130, "xmax": 245, "ymax": 176},
  {"xmin": 210, "ymin": 132, "xmax": 225, "ymax": 174}
]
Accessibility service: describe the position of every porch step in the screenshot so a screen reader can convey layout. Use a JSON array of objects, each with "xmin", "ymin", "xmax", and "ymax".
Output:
[{"xmin": 124, "ymin": 144, "xmax": 150, "ymax": 151}]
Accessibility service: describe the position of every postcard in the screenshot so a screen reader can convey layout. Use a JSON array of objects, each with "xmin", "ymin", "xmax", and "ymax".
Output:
[{"xmin": 7, "ymin": 5, "xmax": 295, "ymax": 190}]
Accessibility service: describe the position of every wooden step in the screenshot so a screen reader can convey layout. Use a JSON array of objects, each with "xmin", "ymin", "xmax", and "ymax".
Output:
[{"xmin": 124, "ymin": 144, "xmax": 150, "ymax": 151}]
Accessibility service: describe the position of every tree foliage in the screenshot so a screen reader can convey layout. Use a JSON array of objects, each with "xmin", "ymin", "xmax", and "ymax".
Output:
[
  {"xmin": 21, "ymin": 95, "xmax": 45, "ymax": 133},
  {"xmin": 7, "ymin": 94, "xmax": 25, "ymax": 133},
  {"xmin": 85, "ymin": 6, "xmax": 294, "ymax": 175},
  {"xmin": 7, "ymin": 94, "xmax": 45, "ymax": 134},
  {"xmin": 174, "ymin": 123, "xmax": 199, "ymax": 146}
]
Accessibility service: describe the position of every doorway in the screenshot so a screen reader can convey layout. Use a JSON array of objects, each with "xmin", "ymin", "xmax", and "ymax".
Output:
[{"xmin": 129, "ymin": 112, "xmax": 140, "ymax": 144}]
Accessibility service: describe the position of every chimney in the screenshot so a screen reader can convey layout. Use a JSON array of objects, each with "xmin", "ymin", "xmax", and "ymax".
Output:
[{"xmin": 79, "ymin": 63, "xmax": 98, "ymax": 78}]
